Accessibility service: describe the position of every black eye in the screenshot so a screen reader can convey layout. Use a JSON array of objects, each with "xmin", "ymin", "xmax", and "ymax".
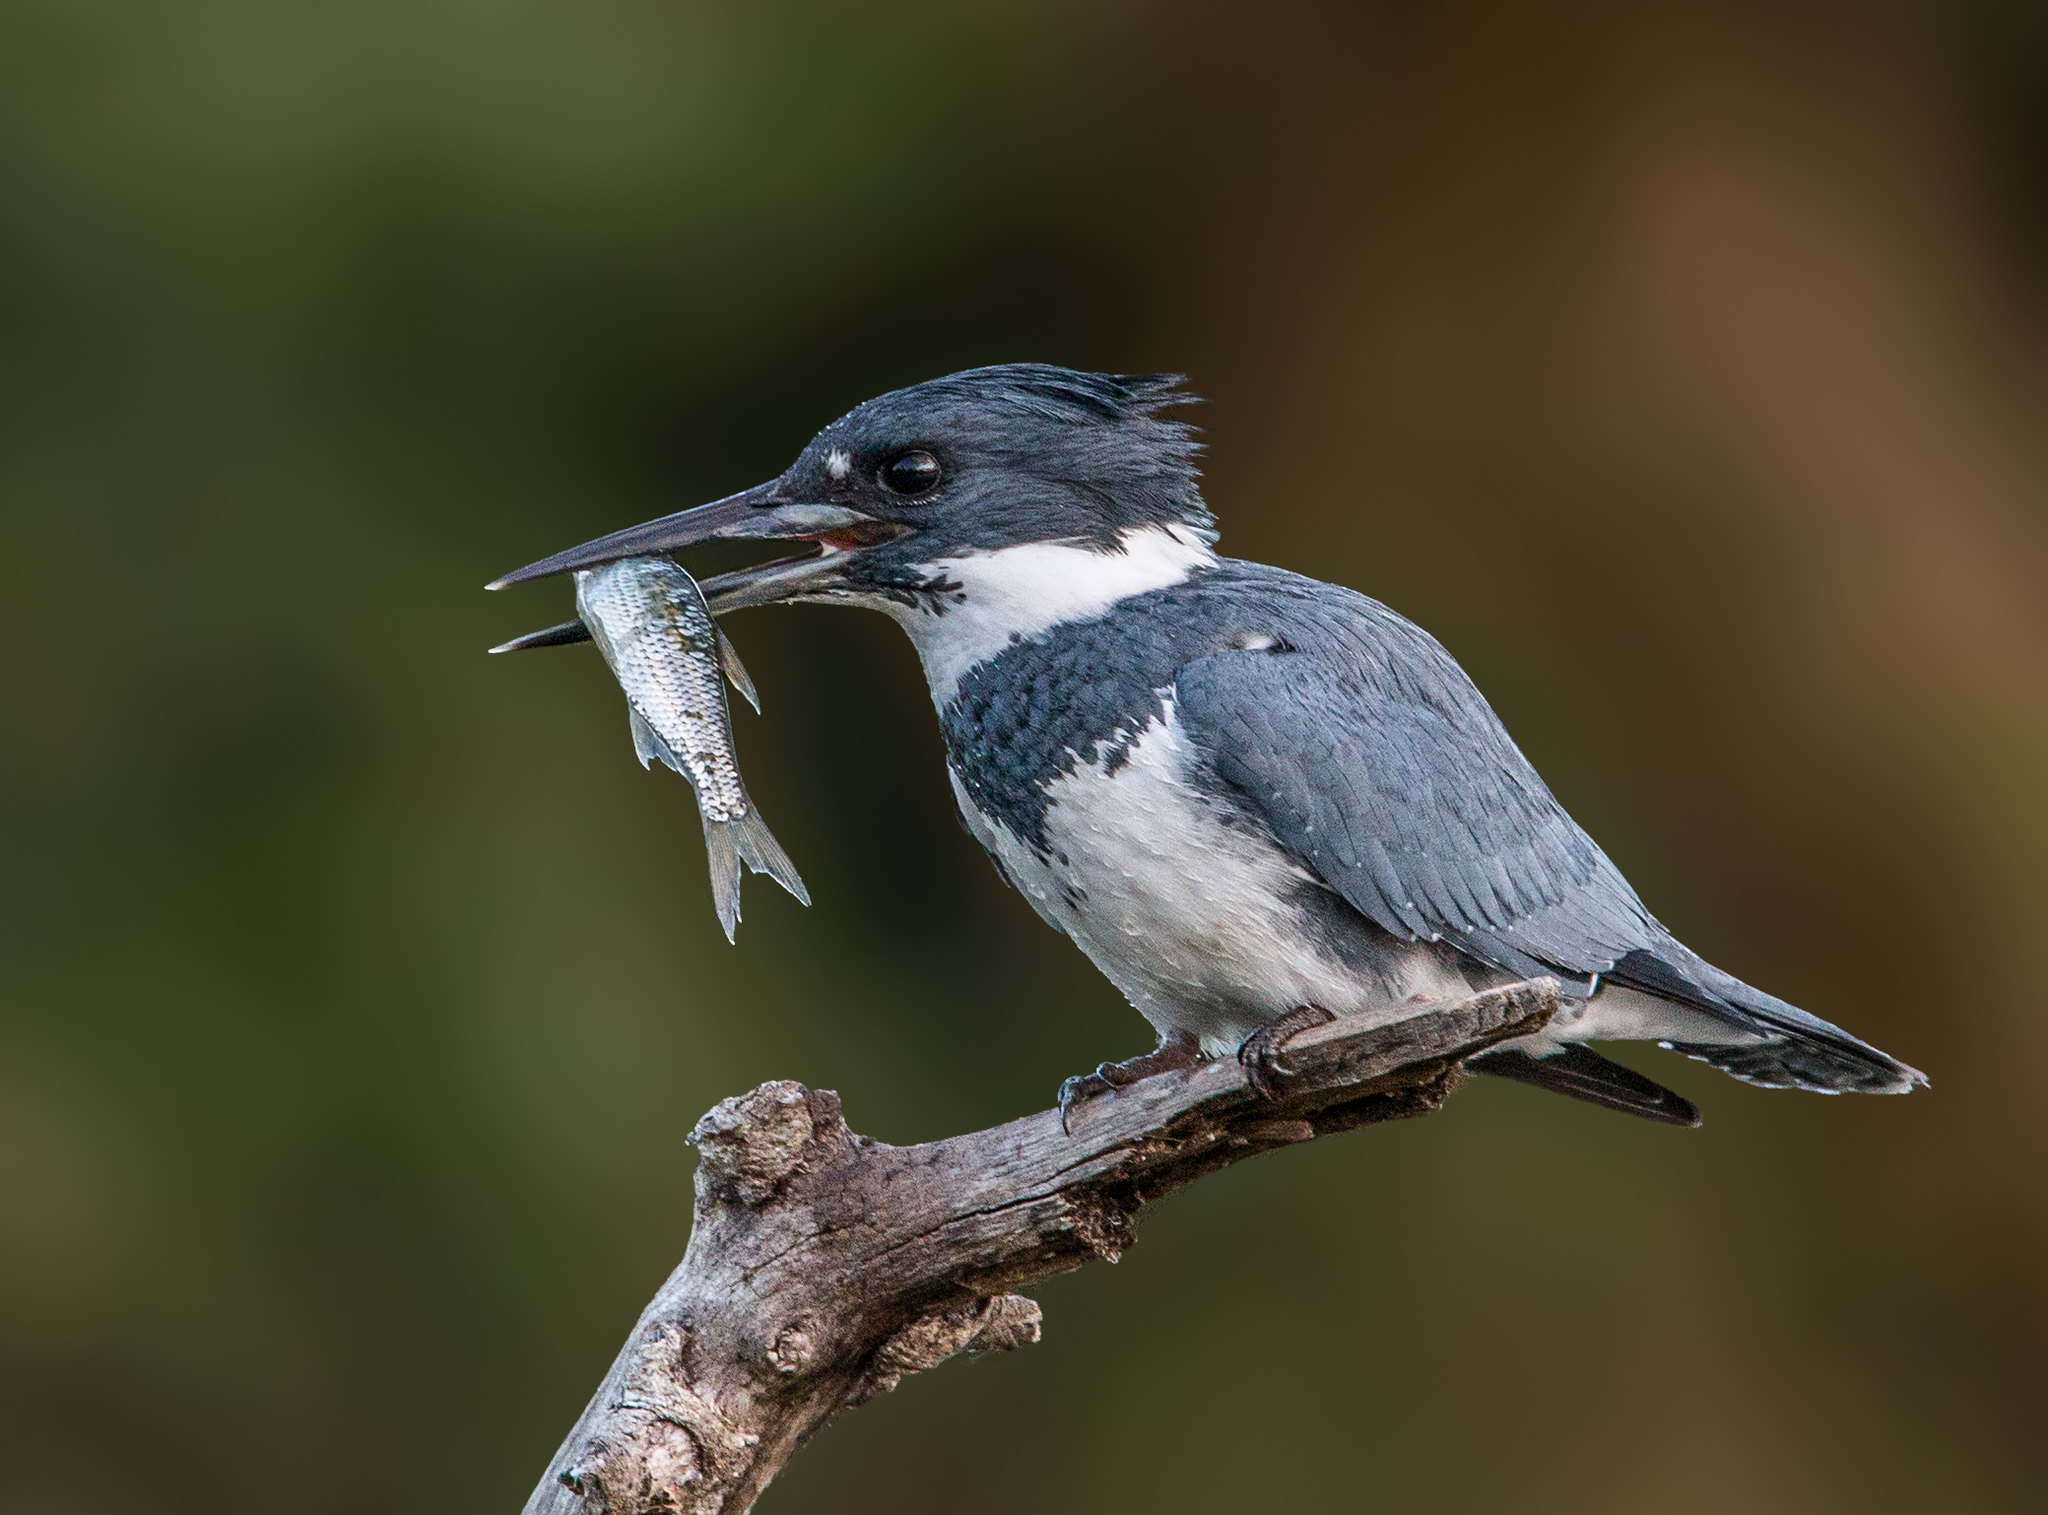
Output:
[{"xmin": 880, "ymin": 450, "xmax": 942, "ymax": 496}]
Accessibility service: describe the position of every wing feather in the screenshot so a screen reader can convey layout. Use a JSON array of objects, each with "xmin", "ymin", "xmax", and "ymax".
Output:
[{"xmin": 1173, "ymin": 593, "xmax": 1659, "ymax": 982}]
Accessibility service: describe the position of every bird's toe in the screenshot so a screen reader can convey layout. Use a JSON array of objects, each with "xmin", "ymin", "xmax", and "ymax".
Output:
[
  {"xmin": 1057, "ymin": 1070, "xmax": 1119, "ymax": 1133},
  {"xmin": 1057, "ymin": 1031, "xmax": 1204, "ymax": 1133},
  {"xmin": 1238, "ymin": 1005, "xmax": 1337, "ymax": 1101}
]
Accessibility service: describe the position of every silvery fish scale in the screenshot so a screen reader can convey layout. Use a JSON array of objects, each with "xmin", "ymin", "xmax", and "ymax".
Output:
[
  {"xmin": 574, "ymin": 555, "xmax": 805, "ymax": 942},
  {"xmin": 576, "ymin": 557, "xmax": 748, "ymax": 821}
]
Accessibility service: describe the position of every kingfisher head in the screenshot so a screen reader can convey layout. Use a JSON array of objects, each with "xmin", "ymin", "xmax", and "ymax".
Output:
[{"xmin": 489, "ymin": 365, "xmax": 1218, "ymax": 685}]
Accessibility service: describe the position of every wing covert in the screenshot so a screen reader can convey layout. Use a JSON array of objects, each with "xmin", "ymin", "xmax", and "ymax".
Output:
[{"xmin": 1172, "ymin": 599, "xmax": 1655, "ymax": 981}]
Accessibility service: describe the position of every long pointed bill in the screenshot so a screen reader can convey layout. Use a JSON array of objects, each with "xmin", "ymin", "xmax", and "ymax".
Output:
[
  {"xmin": 487, "ymin": 482, "xmax": 915, "ymax": 654},
  {"xmin": 485, "ymin": 482, "xmax": 870, "ymax": 591},
  {"xmin": 486, "ymin": 542, "xmax": 864, "ymax": 653},
  {"xmin": 488, "ymin": 620, "xmax": 591, "ymax": 654}
]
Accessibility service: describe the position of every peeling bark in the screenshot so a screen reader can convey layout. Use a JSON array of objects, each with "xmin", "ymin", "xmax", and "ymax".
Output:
[{"xmin": 524, "ymin": 979, "xmax": 1558, "ymax": 1515}]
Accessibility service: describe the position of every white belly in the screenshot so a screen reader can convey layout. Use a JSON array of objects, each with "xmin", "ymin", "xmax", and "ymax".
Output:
[{"xmin": 951, "ymin": 698, "xmax": 1470, "ymax": 1055}]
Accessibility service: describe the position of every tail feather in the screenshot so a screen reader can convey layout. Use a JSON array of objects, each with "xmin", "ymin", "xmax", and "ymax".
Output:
[
  {"xmin": 1609, "ymin": 944, "xmax": 1927, "ymax": 1095},
  {"xmin": 1473, "ymin": 1044, "xmax": 1702, "ymax": 1127},
  {"xmin": 1662, "ymin": 1035, "xmax": 1922, "ymax": 1095}
]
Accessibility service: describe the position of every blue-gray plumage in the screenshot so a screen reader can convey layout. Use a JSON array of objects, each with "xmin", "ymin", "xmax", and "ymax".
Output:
[{"xmin": 490, "ymin": 364, "xmax": 1926, "ymax": 1124}]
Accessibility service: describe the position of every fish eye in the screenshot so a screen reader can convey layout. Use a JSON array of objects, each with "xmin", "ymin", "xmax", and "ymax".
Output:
[{"xmin": 880, "ymin": 450, "xmax": 942, "ymax": 496}]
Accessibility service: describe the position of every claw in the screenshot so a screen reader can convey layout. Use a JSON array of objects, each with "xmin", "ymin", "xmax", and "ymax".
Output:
[
  {"xmin": 1237, "ymin": 1005, "xmax": 1337, "ymax": 1101},
  {"xmin": 1058, "ymin": 1071, "xmax": 1118, "ymax": 1134},
  {"xmin": 1056, "ymin": 1029, "xmax": 1203, "ymax": 1135}
]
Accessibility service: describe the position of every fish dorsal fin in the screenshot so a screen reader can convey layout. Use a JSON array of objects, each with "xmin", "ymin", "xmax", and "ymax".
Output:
[{"xmin": 715, "ymin": 626, "xmax": 760, "ymax": 714}]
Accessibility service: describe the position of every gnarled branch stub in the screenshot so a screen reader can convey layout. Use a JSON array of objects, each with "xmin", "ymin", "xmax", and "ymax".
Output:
[{"xmin": 524, "ymin": 979, "xmax": 1557, "ymax": 1515}]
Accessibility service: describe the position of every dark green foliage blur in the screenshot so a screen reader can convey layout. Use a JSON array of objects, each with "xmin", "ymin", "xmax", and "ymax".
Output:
[{"xmin": 3, "ymin": 3, "xmax": 2044, "ymax": 1511}]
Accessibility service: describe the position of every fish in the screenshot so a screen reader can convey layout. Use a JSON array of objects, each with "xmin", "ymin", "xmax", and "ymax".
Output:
[{"xmin": 573, "ymin": 555, "xmax": 809, "ymax": 941}]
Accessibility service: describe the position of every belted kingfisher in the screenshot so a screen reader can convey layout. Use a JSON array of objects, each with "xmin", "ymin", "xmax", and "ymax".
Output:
[{"xmin": 491, "ymin": 365, "xmax": 1925, "ymax": 1126}]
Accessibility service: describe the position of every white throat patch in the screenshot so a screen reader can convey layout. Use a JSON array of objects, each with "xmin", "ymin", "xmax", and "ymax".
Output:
[{"xmin": 884, "ymin": 523, "xmax": 1216, "ymax": 698}]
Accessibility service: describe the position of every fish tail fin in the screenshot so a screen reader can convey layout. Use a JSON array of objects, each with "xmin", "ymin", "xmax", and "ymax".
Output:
[
  {"xmin": 701, "ymin": 803, "xmax": 810, "ymax": 943},
  {"xmin": 715, "ymin": 626, "xmax": 760, "ymax": 714},
  {"xmin": 730, "ymin": 800, "xmax": 810, "ymax": 908},
  {"xmin": 701, "ymin": 817, "xmax": 745, "ymax": 944}
]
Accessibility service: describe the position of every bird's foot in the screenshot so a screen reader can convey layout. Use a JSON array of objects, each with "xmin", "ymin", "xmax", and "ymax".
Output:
[
  {"xmin": 1238, "ymin": 1005, "xmax": 1338, "ymax": 1102},
  {"xmin": 1058, "ymin": 1030, "xmax": 1202, "ymax": 1134}
]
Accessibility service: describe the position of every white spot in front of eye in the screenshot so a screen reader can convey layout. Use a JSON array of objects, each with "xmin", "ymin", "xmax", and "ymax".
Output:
[{"xmin": 825, "ymin": 448, "xmax": 851, "ymax": 482}]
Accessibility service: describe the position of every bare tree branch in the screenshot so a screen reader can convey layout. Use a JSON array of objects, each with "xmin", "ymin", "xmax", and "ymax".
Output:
[{"xmin": 523, "ymin": 978, "xmax": 1559, "ymax": 1515}]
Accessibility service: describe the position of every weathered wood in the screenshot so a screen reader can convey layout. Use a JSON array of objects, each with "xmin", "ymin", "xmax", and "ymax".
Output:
[{"xmin": 523, "ymin": 978, "xmax": 1559, "ymax": 1515}]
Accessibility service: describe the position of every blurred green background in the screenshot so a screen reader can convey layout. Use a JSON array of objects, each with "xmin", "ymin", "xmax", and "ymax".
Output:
[{"xmin": 3, "ymin": 3, "xmax": 2045, "ymax": 1511}]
